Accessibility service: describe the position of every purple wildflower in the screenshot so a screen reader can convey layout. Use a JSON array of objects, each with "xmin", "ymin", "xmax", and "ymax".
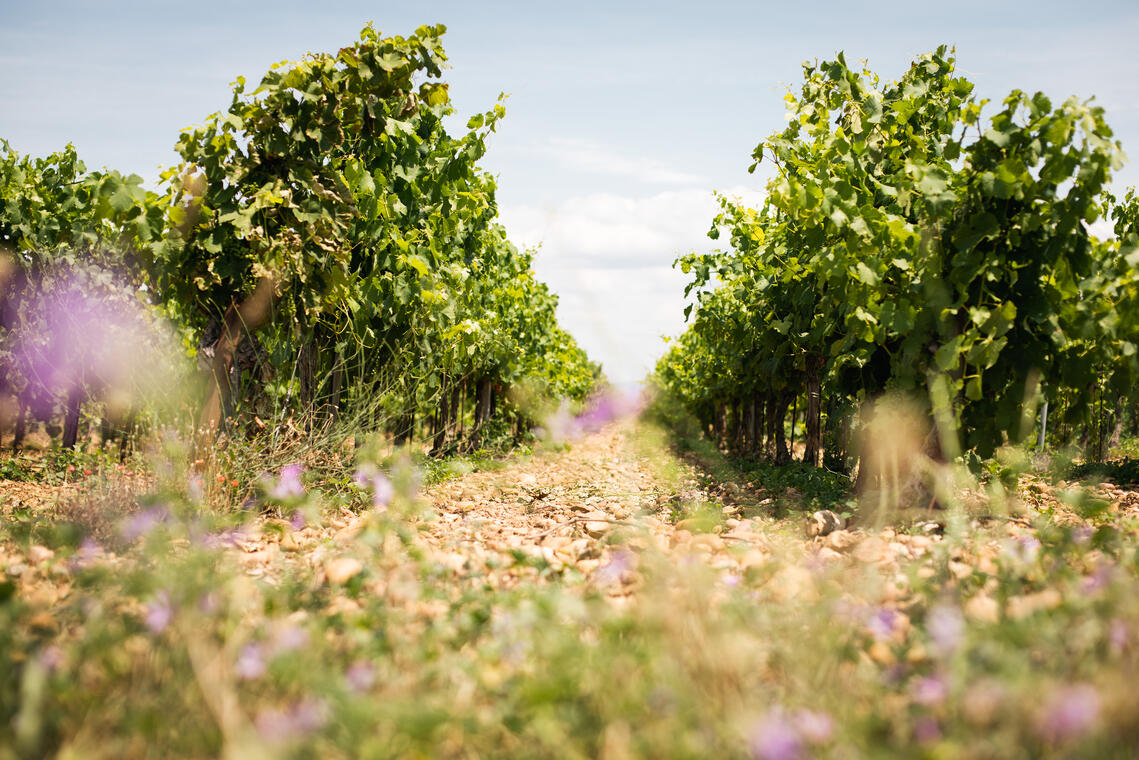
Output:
[
  {"xmin": 292, "ymin": 697, "xmax": 329, "ymax": 733},
  {"xmin": 120, "ymin": 507, "xmax": 169, "ymax": 543},
  {"xmin": 573, "ymin": 387, "xmax": 645, "ymax": 435},
  {"xmin": 270, "ymin": 623, "xmax": 309, "ymax": 655},
  {"xmin": 144, "ymin": 591, "xmax": 173, "ymax": 634},
  {"xmin": 353, "ymin": 465, "xmax": 394, "ymax": 508},
  {"xmin": 71, "ymin": 537, "xmax": 103, "ymax": 571},
  {"xmin": 913, "ymin": 715, "xmax": 941, "ymax": 744},
  {"xmin": 371, "ymin": 471, "xmax": 394, "ymax": 508},
  {"xmin": 235, "ymin": 644, "xmax": 267, "ymax": 680},
  {"xmin": 595, "ymin": 549, "xmax": 634, "ymax": 587},
  {"xmin": 270, "ymin": 464, "xmax": 305, "ymax": 500},
  {"xmin": 749, "ymin": 710, "xmax": 803, "ymax": 760},
  {"xmin": 254, "ymin": 698, "xmax": 329, "ymax": 743},
  {"xmin": 289, "ymin": 511, "xmax": 305, "ymax": 530},
  {"xmin": 345, "ymin": 661, "xmax": 376, "ymax": 693},
  {"xmin": 926, "ymin": 604, "xmax": 965, "ymax": 656},
  {"xmin": 1109, "ymin": 619, "xmax": 1128, "ymax": 654},
  {"xmin": 1081, "ymin": 562, "xmax": 1114, "ymax": 595},
  {"xmin": 39, "ymin": 645, "xmax": 65, "ymax": 674},
  {"xmin": 912, "ymin": 675, "xmax": 949, "ymax": 706},
  {"xmin": 792, "ymin": 709, "xmax": 834, "ymax": 745},
  {"xmin": 1037, "ymin": 684, "xmax": 1101, "ymax": 744},
  {"xmin": 253, "ymin": 707, "xmax": 292, "ymax": 742},
  {"xmin": 1007, "ymin": 535, "xmax": 1042, "ymax": 564},
  {"xmin": 867, "ymin": 608, "xmax": 899, "ymax": 642}
]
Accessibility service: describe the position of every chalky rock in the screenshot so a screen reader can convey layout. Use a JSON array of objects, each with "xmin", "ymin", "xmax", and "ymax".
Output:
[{"xmin": 806, "ymin": 510, "xmax": 845, "ymax": 538}]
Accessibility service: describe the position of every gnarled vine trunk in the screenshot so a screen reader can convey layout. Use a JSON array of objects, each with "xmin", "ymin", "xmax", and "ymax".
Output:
[
  {"xmin": 199, "ymin": 276, "xmax": 276, "ymax": 437},
  {"xmin": 803, "ymin": 355, "xmax": 823, "ymax": 466},
  {"xmin": 61, "ymin": 385, "xmax": 83, "ymax": 450}
]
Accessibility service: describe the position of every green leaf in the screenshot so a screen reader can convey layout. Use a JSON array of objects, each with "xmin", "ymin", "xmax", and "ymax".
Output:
[
  {"xmin": 855, "ymin": 261, "xmax": 878, "ymax": 285},
  {"xmin": 965, "ymin": 375, "xmax": 982, "ymax": 400}
]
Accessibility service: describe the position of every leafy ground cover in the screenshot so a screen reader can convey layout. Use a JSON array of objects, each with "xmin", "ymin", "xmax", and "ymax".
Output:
[{"xmin": 3, "ymin": 409, "xmax": 1139, "ymax": 758}]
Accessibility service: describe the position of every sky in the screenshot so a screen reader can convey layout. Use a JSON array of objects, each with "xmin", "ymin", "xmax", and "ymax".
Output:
[{"xmin": 2, "ymin": 1, "xmax": 1138, "ymax": 383}]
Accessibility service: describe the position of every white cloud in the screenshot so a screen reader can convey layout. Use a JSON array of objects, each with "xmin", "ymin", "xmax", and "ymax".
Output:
[
  {"xmin": 525, "ymin": 137, "xmax": 709, "ymax": 186},
  {"xmin": 501, "ymin": 186, "xmax": 765, "ymax": 269},
  {"xmin": 499, "ymin": 186, "xmax": 766, "ymax": 383}
]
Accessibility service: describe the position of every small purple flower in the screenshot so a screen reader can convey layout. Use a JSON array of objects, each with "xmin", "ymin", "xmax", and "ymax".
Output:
[
  {"xmin": 71, "ymin": 537, "xmax": 103, "ymax": 571},
  {"xmin": 926, "ymin": 604, "xmax": 965, "ymax": 656},
  {"xmin": 144, "ymin": 591, "xmax": 173, "ymax": 634},
  {"xmin": 39, "ymin": 645, "xmax": 65, "ymax": 674},
  {"xmin": 292, "ymin": 697, "xmax": 329, "ymax": 733},
  {"xmin": 792, "ymin": 709, "xmax": 833, "ymax": 745},
  {"xmin": 1109, "ymin": 619, "xmax": 1128, "ymax": 654},
  {"xmin": 353, "ymin": 465, "xmax": 394, "ymax": 508},
  {"xmin": 749, "ymin": 710, "xmax": 802, "ymax": 760},
  {"xmin": 289, "ymin": 511, "xmax": 305, "ymax": 530},
  {"xmin": 254, "ymin": 698, "xmax": 329, "ymax": 743},
  {"xmin": 1037, "ymin": 684, "xmax": 1101, "ymax": 743},
  {"xmin": 253, "ymin": 707, "xmax": 292, "ymax": 742},
  {"xmin": 573, "ymin": 388, "xmax": 645, "ymax": 435},
  {"xmin": 913, "ymin": 715, "xmax": 941, "ymax": 744},
  {"xmin": 345, "ymin": 661, "xmax": 376, "ymax": 693},
  {"xmin": 235, "ymin": 644, "xmax": 266, "ymax": 680},
  {"xmin": 721, "ymin": 572, "xmax": 742, "ymax": 587},
  {"xmin": 867, "ymin": 608, "xmax": 899, "ymax": 642},
  {"xmin": 1007, "ymin": 535, "xmax": 1042, "ymax": 564},
  {"xmin": 912, "ymin": 675, "xmax": 949, "ymax": 706},
  {"xmin": 270, "ymin": 464, "xmax": 305, "ymax": 500},
  {"xmin": 1073, "ymin": 525, "xmax": 1094, "ymax": 545},
  {"xmin": 371, "ymin": 472, "xmax": 394, "ymax": 509},
  {"xmin": 120, "ymin": 507, "xmax": 170, "ymax": 543},
  {"xmin": 270, "ymin": 623, "xmax": 309, "ymax": 656},
  {"xmin": 595, "ymin": 549, "xmax": 634, "ymax": 587},
  {"xmin": 1081, "ymin": 562, "xmax": 1114, "ymax": 595}
]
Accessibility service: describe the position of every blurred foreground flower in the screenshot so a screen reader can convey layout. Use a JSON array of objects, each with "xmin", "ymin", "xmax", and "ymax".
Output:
[
  {"xmin": 269, "ymin": 622, "xmax": 309, "ymax": 655},
  {"xmin": 1037, "ymin": 683, "xmax": 1101, "ymax": 744},
  {"xmin": 536, "ymin": 386, "xmax": 645, "ymax": 443},
  {"xmin": 345, "ymin": 661, "xmax": 376, "ymax": 693},
  {"xmin": 120, "ymin": 506, "xmax": 171, "ymax": 543},
  {"xmin": 911, "ymin": 675, "xmax": 949, "ymax": 706},
  {"xmin": 913, "ymin": 715, "xmax": 941, "ymax": 744},
  {"xmin": 144, "ymin": 591, "xmax": 173, "ymax": 634},
  {"xmin": 595, "ymin": 548, "xmax": 635, "ymax": 587},
  {"xmin": 255, "ymin": 698, "xmax": 329, "ymax": 743},
  {"xmin": 749, "ymin": 707, "xmax": 833, "ymax": 760},
  {"xmin": 749, "ymin": 711, "xmax": 802, "ymax": 760},
  {"xmin": 866, "ymin": 608, "xmax": 900, "ymax": 642},
  {"xmin": 70, "ymin": 537, "xmax": 103, "ymax": 571},
  {"xmin": 269, "ymin": 464, "xmax": 305, "ymax": 500},
  {"xmin": 791, "ymin": 710, "xmax": 834, "ymax": 745},
  {"xmin": 926, "ymin": 604, "xmax": 965, "ymax": 656},
  {"xmin": 353, "ymin": 464, "xmax": 394, "ymax": 508},
  {"xmin": 235, "ymin": 644, "xmax": 267, "ymax": 680}
]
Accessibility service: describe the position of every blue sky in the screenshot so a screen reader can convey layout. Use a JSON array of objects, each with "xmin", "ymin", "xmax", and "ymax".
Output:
[{"xmin": 3, "ymin": 1, "xmax": 1137, "ymax": 382}]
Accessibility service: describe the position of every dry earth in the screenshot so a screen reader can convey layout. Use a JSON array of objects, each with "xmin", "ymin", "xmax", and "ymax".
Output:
[{"xmin": 5, "ymin": 415, "xmax": 1139, "ymax": 618}]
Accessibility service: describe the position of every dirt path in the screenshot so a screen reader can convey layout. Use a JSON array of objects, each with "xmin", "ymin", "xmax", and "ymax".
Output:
[{"xmin": 414, "ymin": 417, "xmax": 783, "ymax": 592}]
